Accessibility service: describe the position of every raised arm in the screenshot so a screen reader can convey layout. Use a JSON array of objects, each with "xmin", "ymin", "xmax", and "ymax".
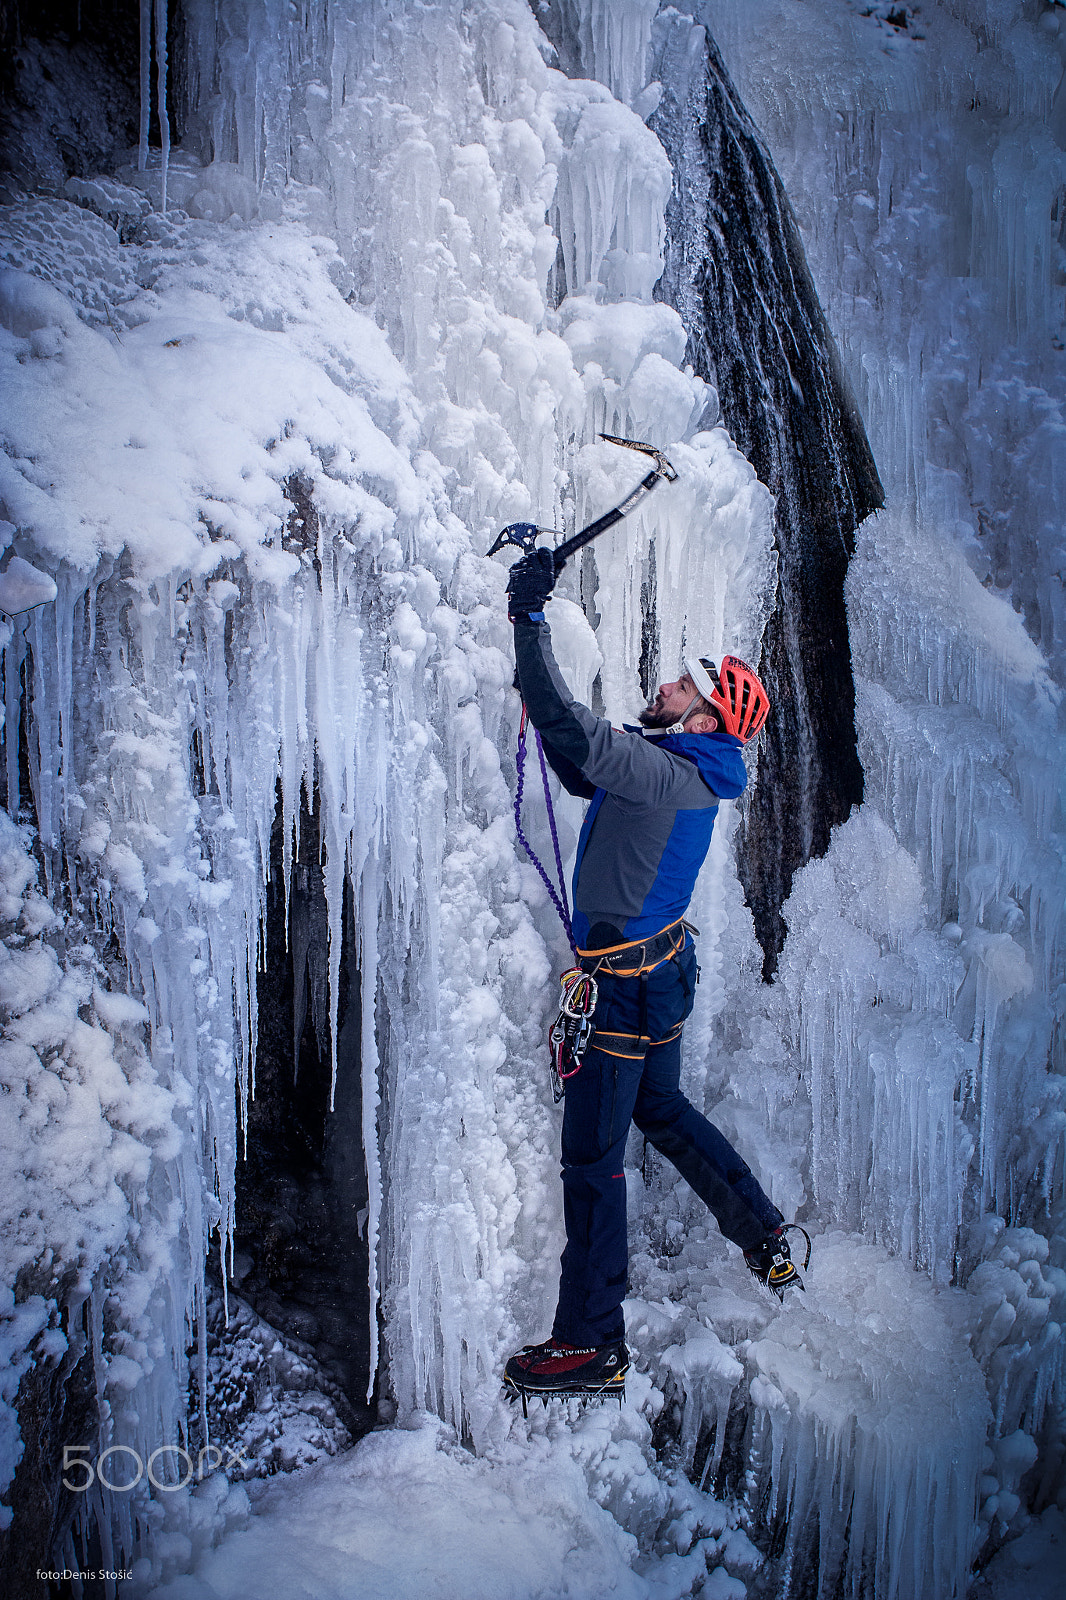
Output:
[{"xmin": 512, "ymin": 614, "xmax": 714, "ymax": 808}]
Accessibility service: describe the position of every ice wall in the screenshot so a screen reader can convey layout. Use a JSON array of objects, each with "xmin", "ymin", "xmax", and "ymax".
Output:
[
  {"xmin": 0, "ymin": 0, "xmax": 777, "ymax": 1570},
  {"xmin": 4, "ymin": 2, "xmax": 1061, "ymax": 1594},
  {"xmin": 0, "ymin": 224, "xmax": 461, "ymax": 1571},
  {"xmin": 534, "ymin": 3, "xmax": 1065, "ymax": 1592},
  {"xmin": 173, "ymin": 0, "xmax": 777, "ymax": 1438}
]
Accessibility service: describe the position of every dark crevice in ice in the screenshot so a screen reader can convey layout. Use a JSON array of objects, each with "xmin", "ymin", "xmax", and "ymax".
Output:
[{"xmin": 234, "ymin": 781, "xmax": 375, "ymax": 1428}]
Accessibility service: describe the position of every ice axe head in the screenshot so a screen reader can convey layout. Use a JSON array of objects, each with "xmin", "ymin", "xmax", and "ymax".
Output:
[{"xmin": 486, "ymin": 521, "xmax": 564, "ymax": 559}]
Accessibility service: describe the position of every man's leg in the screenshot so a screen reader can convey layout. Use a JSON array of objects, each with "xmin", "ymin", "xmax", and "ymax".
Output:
[
  {"xmin": 632, "ymin": 948, "xmax": 783, "ymax": 1251},
  {"xmin": 551, "ymin": 1023, "xmax": 643, "ymax": 1347}
]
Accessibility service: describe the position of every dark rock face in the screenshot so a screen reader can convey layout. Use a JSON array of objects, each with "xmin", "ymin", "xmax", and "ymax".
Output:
[
  {"xmin": 0, "ymin": 1286, "xmax": 98, "ymax": 1600},
  {"xmin": 649, "ymin": 20, "xmax": 884, "ymax": 972},
  {"xmin": 0, "ymin": 2, "xmax": 140, "ymax": 196},
  {"xmin": 0, "ymin": 0, "xmax": 186, "ymax": 198}
]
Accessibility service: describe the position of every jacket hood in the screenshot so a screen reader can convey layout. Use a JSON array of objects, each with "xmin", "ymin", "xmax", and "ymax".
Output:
[{"xmin": 658, "ymin": 729, "xmax": 747, "ymax": 800}]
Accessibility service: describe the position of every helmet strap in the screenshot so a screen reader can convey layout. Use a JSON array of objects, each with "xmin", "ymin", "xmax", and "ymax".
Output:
[
  {"xmin": 680, "ymin": 692, "xmax": 709, "ymax": 728},
  {"xmin": 642, "ymin": 693, "xmax": 705, "ymax": 738}
]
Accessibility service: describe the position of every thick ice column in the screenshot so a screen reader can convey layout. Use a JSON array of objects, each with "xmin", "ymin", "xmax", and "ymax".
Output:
[
  {"xmin": 747, "ymin": 1238, "xmax": 990, "ymax": 1600},
  {"xmin": 550, "ymin": 85, "xmax": 672, "ymax": 303},
  {"xmin": 777, "ymin": 811, "xmax": 974, "ymax": 1280}
]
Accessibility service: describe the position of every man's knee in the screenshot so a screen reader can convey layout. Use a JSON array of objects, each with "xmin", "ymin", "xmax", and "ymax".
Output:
[
  {"xmin": 633, "ymin": 1089, "xmax": 692, "ymax": 1136},
  {"xmin": 560, "ymin": 1141, "xmax": 628, "ymax": 1186}
]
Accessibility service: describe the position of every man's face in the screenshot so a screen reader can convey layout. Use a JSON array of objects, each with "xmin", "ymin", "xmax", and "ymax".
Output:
[{"xmin": 639, "ymin": 671, "xmax": 713, "ymax": 730}]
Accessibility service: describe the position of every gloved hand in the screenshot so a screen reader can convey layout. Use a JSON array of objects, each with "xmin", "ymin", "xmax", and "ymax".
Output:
[{"xmin": 507, "ymin": 547, "xmax": 557, "ymax": 617}]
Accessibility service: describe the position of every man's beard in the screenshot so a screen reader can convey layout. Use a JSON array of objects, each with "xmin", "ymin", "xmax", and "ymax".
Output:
[{"xmin": 638, "ymin": 698, "xmax": 671, "ymax": 729}]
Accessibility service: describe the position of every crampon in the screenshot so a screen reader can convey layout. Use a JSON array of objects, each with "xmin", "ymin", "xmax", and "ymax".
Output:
[
  {"xmin": 503, "ymin": 1338, "xmax": 629, "ymax": 1417},
  {"xmin": 745, "ymin": 1224, "xmax": 812, "ymax": 1299}
]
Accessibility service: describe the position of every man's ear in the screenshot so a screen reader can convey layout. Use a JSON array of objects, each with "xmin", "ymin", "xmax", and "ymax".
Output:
[{"xmin": 686, "ymin": 711, "xmax": 720, "ymax": 735}]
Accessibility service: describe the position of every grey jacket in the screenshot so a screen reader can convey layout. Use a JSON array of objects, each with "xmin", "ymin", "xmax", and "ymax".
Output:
[{"xmin": 513, "ymin": 614, "xmax": 747, "ymax": 951}]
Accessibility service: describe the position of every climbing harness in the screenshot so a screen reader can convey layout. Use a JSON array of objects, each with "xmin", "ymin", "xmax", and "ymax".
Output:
[
  {"xmin": 487, "ymin": 434, "xmax": 677, "ymax": 571},
  {"xmin": 576, "ymin": 919, "xmax": 691, "ymax": 976},
  {"xmin": 548, "ymin": 965, "xmax": 599, "ymax": 1103}
]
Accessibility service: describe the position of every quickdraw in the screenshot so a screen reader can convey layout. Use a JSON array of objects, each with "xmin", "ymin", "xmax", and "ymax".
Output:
[{"xmin": 548, "ymin": 965, "xmax": 599, "ymax": 1102}]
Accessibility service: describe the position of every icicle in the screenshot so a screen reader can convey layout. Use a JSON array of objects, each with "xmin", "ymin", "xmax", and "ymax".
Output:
[
  {"xmin": 5, "ymin": 6, "xmax": 1062, "ymax": 1592},
  {"xmin": 138, "ymin": 0, "xmax": 151, "ymax": 173},
  {"xmin": 3, "ymin": 625, "xmax": 24, "ymax": 819},
  {"xmin": 155, "ymin": 0, "xmax": 170, "ymax": 213},
  {"xmin": 360, "ymin": 873, "xmax": 382, "ymax": 1404}
]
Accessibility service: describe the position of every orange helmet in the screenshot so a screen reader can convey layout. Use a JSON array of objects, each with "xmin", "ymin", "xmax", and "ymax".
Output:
[{"xmin": 687, "ymin": 654, "xmax": 770, "ymax": 743}]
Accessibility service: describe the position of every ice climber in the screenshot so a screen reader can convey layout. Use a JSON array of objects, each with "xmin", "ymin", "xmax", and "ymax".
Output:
[{"xmin": 502, "ymin": 547, "xmax": 802, "ymax": 1405}]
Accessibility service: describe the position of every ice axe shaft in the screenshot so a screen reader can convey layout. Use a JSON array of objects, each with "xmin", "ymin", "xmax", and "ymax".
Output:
[{"xmin": 487, "ymin": 434, "xmax": 677, "ymax": 570}]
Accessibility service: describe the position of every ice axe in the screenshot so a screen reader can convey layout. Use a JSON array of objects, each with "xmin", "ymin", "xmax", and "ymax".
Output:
[{"xmin": 487, "ymin": 434, "xmax": 678, "ymax": 572}]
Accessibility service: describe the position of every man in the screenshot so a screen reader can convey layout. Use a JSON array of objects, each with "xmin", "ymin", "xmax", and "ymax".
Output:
[{"xmin": 502, "ymin": 547, "xmax": 801, "ymax": 1405}]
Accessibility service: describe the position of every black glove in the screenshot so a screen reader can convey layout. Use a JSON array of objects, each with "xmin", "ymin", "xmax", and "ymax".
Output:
[{"xmin": 507, "ymin": 547, "xmax": 557, "ymax": 617}]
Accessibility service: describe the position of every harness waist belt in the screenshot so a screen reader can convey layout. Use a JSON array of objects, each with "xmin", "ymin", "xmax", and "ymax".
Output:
[
  {"xmin": 578, "ymin": 919, "xmax": 689, "ymax": 977},
  {"xmin": 589, "ymin": 1021, "xmax": 685, "ymax": 1058}
]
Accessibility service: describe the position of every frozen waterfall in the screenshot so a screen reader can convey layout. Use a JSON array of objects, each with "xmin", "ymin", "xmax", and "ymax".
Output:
[{"xmin": 0, "ymin": 2, "xmax": 1063, "ymax": 1598}]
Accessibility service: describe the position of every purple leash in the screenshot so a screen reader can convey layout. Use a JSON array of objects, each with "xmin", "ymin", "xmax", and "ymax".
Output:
[{"xmin": 514, "ymin": 706, "xmax": 578, "ymax": 959}]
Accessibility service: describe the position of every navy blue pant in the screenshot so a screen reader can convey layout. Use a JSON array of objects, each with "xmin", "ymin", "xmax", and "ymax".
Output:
[{"xmin": 551, "ymin": 943, "xmax": 783, "ymax": 1346}]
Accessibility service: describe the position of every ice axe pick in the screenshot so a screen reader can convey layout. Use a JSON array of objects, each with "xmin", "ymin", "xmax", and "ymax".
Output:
[{"xmin": 487, "ymin": 434, "xmax": 678, "ymax": 572}]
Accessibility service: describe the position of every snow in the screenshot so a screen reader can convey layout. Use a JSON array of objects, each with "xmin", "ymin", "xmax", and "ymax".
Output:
[
  {"xmin": 189, "ymin": 1287, "xmax": 352, "ymax": 1481},
  {"xmin": 146, "ymin": 1415, "xmax": 650, "ymax": 1600},
  {"xmin": 141, "ymin": 1363, "xmax": 761, "ymax": 1599},
  {"xmin": 0, "ymin": 0, "xmax": 1062, "ymax": 1594},
  {"xmin": 0, "ymin": 554, "xmax": 58, "ymax": 616}
]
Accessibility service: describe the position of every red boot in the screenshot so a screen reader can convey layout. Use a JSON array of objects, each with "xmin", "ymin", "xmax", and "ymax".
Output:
[{"xmin": 504, "ymin": 1337, "xmax": 629, "ymax": 1411}]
